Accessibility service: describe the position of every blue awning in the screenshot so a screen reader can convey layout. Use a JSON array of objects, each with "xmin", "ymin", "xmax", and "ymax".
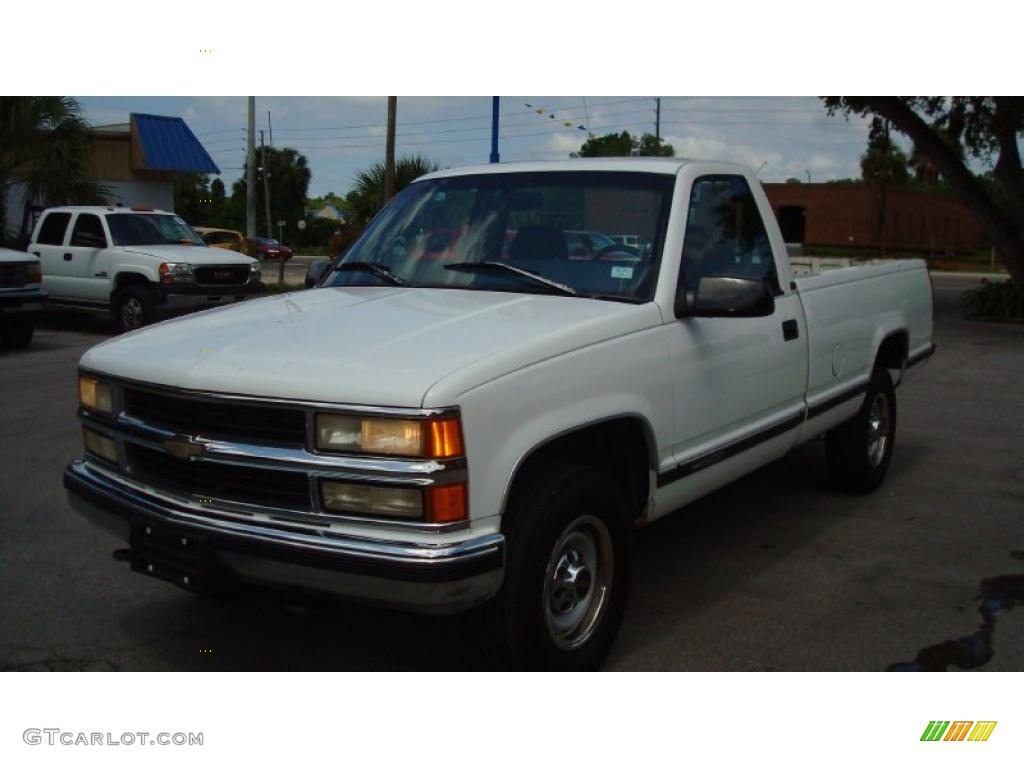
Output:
[{"xmin": 131, "ymin": 113, "xmax": 220, "ymax": 174}]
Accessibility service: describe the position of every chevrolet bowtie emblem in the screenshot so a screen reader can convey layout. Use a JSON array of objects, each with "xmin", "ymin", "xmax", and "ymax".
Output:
[{"xmin": 162, "ymin": 435, "xmax": 209, "ymax": 460}]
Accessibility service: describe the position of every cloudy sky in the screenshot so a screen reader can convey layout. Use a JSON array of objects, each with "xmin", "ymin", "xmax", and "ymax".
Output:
[{"xmin": 77, "ymin": 96, "xmax": 879, "ymax": 197}]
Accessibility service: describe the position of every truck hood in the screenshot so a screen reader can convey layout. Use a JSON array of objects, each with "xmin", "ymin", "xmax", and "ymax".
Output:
[
  {"xmin": 80, "ymin": 287, "xmax": 663, "ymax": 407},
  {"xmin": 119, "ymin": 244, "xmax": 255, "ymax": 265}
]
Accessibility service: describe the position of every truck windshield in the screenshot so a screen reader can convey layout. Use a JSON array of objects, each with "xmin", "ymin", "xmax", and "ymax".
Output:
[
  {"xmin": 323, "ymin": 171, "xmax": 674, "ymax": 302},
  {"xmin": 107, "ymin": 214, "xmax": 205, "ymax": 246}
]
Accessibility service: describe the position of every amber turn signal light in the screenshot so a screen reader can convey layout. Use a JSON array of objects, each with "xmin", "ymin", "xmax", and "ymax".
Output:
[{"xmin": 425, "ymin": 483, "xmax": 468, "ymax": 524}]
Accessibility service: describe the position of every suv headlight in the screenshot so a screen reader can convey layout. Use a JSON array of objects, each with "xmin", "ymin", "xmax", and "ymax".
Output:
[
  {"xmin": 26, "ymin": 262, "xmax": 42, "ymax": 283},
  {"xmin": 159, "ymin": 262, "xmax": 194, "ymax": 283},
  {"xmin": 79, "ymin": 374, "xmax": 115, "ymax": 415},
  {"xmin": 249, "ymin": 261, "xmax": 261, "ymax": 281},
  {"xmin": 315, "ymin": 414, "xmax": 463, "ymax": 458}
]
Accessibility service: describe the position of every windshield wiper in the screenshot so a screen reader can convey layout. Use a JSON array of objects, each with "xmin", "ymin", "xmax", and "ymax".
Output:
[
  {"xmin": 444, "ymin": 261, "xmax": 577, "ymax": 297},
  {"xmin": 334, "ymin": 261, "xmax": 409, "ymax": 286}
]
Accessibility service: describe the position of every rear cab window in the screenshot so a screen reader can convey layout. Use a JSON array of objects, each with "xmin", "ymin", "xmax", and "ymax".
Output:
[
  {"xmin": 70, "ymin": 213, "xmax": 108, "ymax": 247},
  {"xmin": 35, "ymin": 212, "xmax": 72, "ymax": 246}
]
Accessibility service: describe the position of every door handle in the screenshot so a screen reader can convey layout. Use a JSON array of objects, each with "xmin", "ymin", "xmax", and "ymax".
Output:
[
  {"xmin": 63, "ymin": 253, "xmax": 73, "ymax": 261},
  {"xmin": 32, "ymin": 251, "xmax": 40, "ymax": 257},
  {"xmin": 782, "ymin": 319, "xmax": 799, "ymax": 341}
]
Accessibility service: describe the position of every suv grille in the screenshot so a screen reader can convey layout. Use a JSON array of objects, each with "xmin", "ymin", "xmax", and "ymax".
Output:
[
  {"xmin": 127, "ymin": 444, "xmax": 312, "ymax": 511},
  {"xmin": 0, "ymin": 263, "xmax": 29, "ymax": 288},
  {"xmin": 123, "ymin": 387, "xmax": 308, "ymax": 446},
  {"xmin": 194, "ymin": 265, "xmax": 249, "ymax": 286}
]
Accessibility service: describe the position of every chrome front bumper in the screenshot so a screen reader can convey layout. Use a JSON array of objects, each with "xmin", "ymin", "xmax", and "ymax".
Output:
[{"xmin": 64, "ymin": 460, "xmax": 505, "ymax": 614}]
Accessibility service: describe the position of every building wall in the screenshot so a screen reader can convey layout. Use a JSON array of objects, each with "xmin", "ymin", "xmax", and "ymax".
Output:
[
  {"xmin": 100, "ymin": 181, "xmax": 174, "ymax": 212},
  {"xmin": 763, "ymin": 183, "xmax": 988, "ymax": 253}
]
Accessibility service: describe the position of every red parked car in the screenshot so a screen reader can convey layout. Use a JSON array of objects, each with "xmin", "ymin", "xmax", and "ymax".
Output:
[{"xmin": 245, "ymin": 237, "xmax": 293, "ymax": 261}]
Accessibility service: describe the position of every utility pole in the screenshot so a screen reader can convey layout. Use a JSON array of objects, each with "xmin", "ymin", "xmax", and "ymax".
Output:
[
  {"xmin": 267, "ymin": 110, "xmax": 273, "ymax": 147},
  {"xmin": 490, "ymin": 96, "xmax": 500, "ymax": 164},
  {"xmin": 384, "ymin": 96, "xmax": 397, "ymax": 202},
  {"xmin": 246, "ymin": 97, "xmax": 256, "ymax": 239},
  {"xmin": 655, "ymin": 97, "xmax": 661, "ymax": 142},
  {"xmin": 260, "ymin": 130, "xmax": 272, "ymax": 240}
]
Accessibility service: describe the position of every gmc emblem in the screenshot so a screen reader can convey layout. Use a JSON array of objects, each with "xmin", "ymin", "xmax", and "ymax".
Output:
[{"xmin": 213, "ymin": 270, "xmax": 233, "ymax": 280}]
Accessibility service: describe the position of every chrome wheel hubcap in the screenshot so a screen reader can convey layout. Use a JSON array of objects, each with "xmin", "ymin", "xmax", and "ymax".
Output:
[
  {"xmin": 122, "ymin": 298, "xmax": 144, "ymax": 329},
  {"xmin": 543, "ymin": 515, "xmax": 613, "ymax": 650},
  {"xmin": 866, "ymin": 393, "xmax": 890, "ymax": 468}
]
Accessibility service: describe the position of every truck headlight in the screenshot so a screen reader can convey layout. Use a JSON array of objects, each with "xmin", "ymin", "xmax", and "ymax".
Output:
[
  {"xmin": 249, "ymin": 261, "xmax": 260, "ymax": 281},
  {"xmin": 159, "ymin": 262, "xmax": 194, "ymax": 283},
  {"xmin": 83, "ymin": 428, "xmax": 119, "ymax": 463},
  {"xmin": 27, "ymin": 262, "xmax": 41, "ymax": 283},
  {"xmin": 79, "ymin": 374, "xmax": 115, "ymax": 415},
  {"xmin": 321, "ymin": 480, "xmax": 467, "ymax": 523},
  {"xmin": 315, "ymin": 414, "xmax": 463, "ymax": 458}
]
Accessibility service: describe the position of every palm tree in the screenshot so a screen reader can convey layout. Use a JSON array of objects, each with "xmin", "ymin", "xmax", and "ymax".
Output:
[
  {"xmin": 0, "ymin": 97, "xmax": 106, "ymax": 245},
  {"xmin": 344, "ymin": 154, "xmax": 441, "ymax": 227}
]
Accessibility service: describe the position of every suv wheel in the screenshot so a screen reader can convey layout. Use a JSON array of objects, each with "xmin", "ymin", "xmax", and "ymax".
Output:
[
  {"xmin": 114, "ymin": 286, "xmax": 156, "ymax": 332},
  {"xmin": 826, "ymin": 366, "xmax": 897, "ymax": 493},
  {"xmin": 478, "ymin": 464, "xmax": 632, "ymax": 670}
]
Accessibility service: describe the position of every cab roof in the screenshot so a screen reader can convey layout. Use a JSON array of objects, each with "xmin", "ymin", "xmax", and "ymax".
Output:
[
  {"xmin": 417, "ymin": 157, "xmax": 751, "ymax": 181},
  {"xmin": 40, "ymin": 206, "xmax": 173, "ymax": 215}
]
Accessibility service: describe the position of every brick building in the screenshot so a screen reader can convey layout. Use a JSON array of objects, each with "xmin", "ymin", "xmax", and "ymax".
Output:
[{"xmin": 762, "ymin": 182, "xmax": 988, "ymax": 254}]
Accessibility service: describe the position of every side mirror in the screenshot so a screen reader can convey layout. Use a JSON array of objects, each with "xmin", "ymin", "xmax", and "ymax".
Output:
[
  {"xmin": 305, "ymin": 259, "xmax": 332, "ymax": 288},
  {"xmin": 679, "ymin": 275, "xmax": 775, "ymax": 318}
]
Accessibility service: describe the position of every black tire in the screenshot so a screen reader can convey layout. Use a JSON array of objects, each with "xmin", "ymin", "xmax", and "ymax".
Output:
[
  {"xmin": 478, "ymin": 464, "xmax": 633, "ymax": 671},
  {"xmin": 1, "ymin": 317, "xmax": 35, "ymax": 348},
  {"xmin": 826, "ymin": 366, "xmax": 897, "ymax": 493},
  {"xmin": 113, "ymin": 285, "xmax": 156, "ymax": 332}
]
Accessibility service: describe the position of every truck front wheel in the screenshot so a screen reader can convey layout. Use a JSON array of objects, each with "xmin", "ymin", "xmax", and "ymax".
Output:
[
  {"xmin": 479, "ymin": 464, "xmax": 632, "ymax": 670},
  {"xmin": 826, "ymin": 366, "xmax": 897, "ymax": 493},
  {"xmin": 114, "ymin": 286, "xmax": 156, "ymax": 332}
]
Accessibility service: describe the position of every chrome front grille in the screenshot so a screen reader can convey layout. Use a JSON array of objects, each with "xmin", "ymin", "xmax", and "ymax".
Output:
[
  {"xmin": 127, "ymin": 443, "xmax": 312, "ymax": 511},
  {"xmin": 123, "ymin": 386, "xmax": 307, "ymax": 446},
  {"xmin": 0, "ymin": 262, "xmax": 29, "ymax": 288}
]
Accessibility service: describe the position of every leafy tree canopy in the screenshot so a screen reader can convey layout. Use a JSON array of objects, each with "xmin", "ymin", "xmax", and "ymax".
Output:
[
  {"xmin": 229, "ymin": 146, "xmax": 311, "ymax": 240},
  {"xmin": 571, "ymin": 131, "xmax": 674, "ymax": 158},
  {"xmin": 823, "ymin": 97, "xmax": 1024, "ymax": 282},
  {"xmin": 344, "ymin": 154, "xmax": 441, "ymax": 228},
  {"xmin": 0, "ymin": 96, "xmax": 106, "ymax": 245}
]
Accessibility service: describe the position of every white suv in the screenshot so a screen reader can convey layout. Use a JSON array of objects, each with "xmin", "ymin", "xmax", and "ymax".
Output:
[{"xmin": 30, "ymin": 206, "xmax": 262, "ymax": 330}]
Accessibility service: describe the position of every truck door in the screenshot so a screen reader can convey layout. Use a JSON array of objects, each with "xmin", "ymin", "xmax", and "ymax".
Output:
[
  {"xmin": 32, "ymin": 211, "xmax": 73, "ymax": 300},
  {"xmin": 663, "ymin": 174, "xmax": 807, "ymax": 494},
  {"xmin": 65, "ymin": 212, "xmax": 111, "ymax": 302}
]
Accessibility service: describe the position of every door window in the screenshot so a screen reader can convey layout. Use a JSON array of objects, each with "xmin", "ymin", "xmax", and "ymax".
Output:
[
  {"xmin": 679, "ymin": 176, "xmax": 779, "ymax": 296},
  {"xmin": 36, "ymin": 212, "xmax": 72, "ymax": 245},
  {"xmin": 70, "ymin": 214, "xmax": 108, "ymax": 248}
]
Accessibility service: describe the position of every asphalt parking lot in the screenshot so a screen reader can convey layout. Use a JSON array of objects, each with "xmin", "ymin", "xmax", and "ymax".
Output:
[{"xmin": 1, "ymin": 274, "xmax": 1021, "ymax": 671}]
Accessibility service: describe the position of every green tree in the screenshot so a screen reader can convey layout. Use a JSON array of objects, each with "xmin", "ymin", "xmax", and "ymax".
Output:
[
  {"xmin": 860, "ymin": 118, "xmax": 910, "ymax": 255},
  {"xmin": 173, "ymin": 173, "xmax": 211, "ymax": 226},
  {"xmin": 0, "ymin": 96, "xmax": 107, "ymax": 245},
  {"xmin": 344, "ymin": 154, "xmax": 441, "ymax": 227},
  {"xmin": 230, "ymin": 146, "xmax": 311, "ymax": 240},
  {"xmin": 572, "ymin": 130, "xmax": 674, "ymax": 158},
  {"xmin": 824, "ymin": 97, "xmax": 1024, "ymax": 282}
]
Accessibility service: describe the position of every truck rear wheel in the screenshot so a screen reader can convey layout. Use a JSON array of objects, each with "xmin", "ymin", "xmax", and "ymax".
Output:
[
  {"xmin": 826, "ymin": 366, "xmax": 897, "ymax": 493},
  {"xmin": 114, "ymin": 286, "xmax": 156, "ymax": 332},
  {"xmin": 478, "ymin": 464, "xmax": 632, "ymax": 670},
  {"xmin": 1, "ymin": 317, "xmax": 35, "ymax": 348}
]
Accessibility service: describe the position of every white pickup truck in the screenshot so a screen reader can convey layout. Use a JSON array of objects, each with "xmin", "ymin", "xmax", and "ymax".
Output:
[
  {"xmin": 29, "ymin": 206, "xmax": 262, "ymax": 331},
  {"xmin": 64, "ymin": 159, "xmax": 934, "ymax": 670}
]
